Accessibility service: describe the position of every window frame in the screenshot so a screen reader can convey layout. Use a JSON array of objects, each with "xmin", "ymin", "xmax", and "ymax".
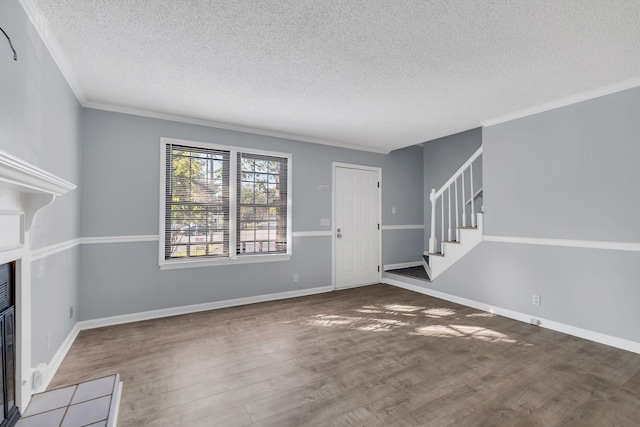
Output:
[{"xmin": 159, "ymin": 137, "xmax": 292, "ymax": 270}]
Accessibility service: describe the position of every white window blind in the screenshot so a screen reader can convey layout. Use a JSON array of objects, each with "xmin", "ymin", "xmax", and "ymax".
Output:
[
  {"xmin": 161, "ymin": 139, "xmax": 291, "ymax": 267},
  {"xmin": 165, "ymin": 144, "xmax": 230, "ymax": 259}
]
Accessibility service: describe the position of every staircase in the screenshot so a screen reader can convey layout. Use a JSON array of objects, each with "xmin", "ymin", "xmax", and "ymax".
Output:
[{"xmin": 424, "ymin": 147, "xmax": 483, "ymax": 280}]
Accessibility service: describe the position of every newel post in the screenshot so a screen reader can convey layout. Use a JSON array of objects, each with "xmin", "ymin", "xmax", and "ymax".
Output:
[{"xmin": 428, "ymin": 189, "xmax": 437, "ymax": 253}]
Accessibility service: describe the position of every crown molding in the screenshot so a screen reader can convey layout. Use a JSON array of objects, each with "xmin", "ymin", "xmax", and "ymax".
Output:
[
  {"xmin": 481, "ymin": 76, "xmax": 640, "ymax": 127},
  {"xmin": 83, "ymin": 102, "xmax": 391, "ymax": 154},
  {"xmin": 19, "ymin": 0, "xmax": 87, "ymax": 103}
]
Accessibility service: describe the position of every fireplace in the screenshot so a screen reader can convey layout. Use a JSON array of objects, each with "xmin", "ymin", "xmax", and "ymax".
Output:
[
  {"xmin": 0, "ymin": 262, "xmax": 18, "ymax": 427},
  {"xmin": 0, "ymin": 150, "xmax": 76, "ymax": 415}
]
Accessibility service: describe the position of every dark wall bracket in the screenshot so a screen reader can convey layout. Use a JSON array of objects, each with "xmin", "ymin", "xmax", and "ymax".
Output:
[{"xmin": 0, "ymin": 26, "xmax": 17, "ymax": 61}]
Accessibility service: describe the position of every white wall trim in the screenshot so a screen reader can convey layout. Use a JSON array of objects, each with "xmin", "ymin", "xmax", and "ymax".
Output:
[
  {"xmin": 34, "ymin": 323, "xmax": 81, "ymax": 394},
  {"xmin": 80, "ymin": 235, "xmax": 160, "ymax": 245},
  {"xmin": 159, "ymin": 254, "xmax": 291, "ymax": 270},
  {"xmin": 383, "ymin": 261, "xmax": 422, "ymax": 271},
  {"xmin": 26, "ymin": 231, "xmax": 342, "ymax": 261},
  {"xmin": 77, "ymin": 285, "xmax": 334, "ymax": 330},
  {"xmin": 31, "ymin": 239, "xmax": 80, "ymax": 261},
  {"xmin": 292, "ymin": 231, "xmax": 332, "ymax": 237},
  {"xmin": 484, "ymin": 235, "xmax": 640, "ymax": 252},
  {"xmin": 383, "ymin": 277, "xmax": 640, "ymax": 355},
  {"xmin": 19, "ymin": 1, "xmax": 389, "ymax": 155},
  {"xmin": 481, "ymin": 76, "xmax": 640, "ymax": 127},
  {"xmin": 85, "ymin": 104, "xmax": 390, "ymax": 154},
  {"xmin": 18, "ymin": 0, "xmax": 86, "ymax": 104},
  {"xmin": 381, "ymin": 225, "xmax": 425, "ymax": 230},
  {"xmin": 37, "ymin": 285, "xmax": 336, "ymax": 393}
]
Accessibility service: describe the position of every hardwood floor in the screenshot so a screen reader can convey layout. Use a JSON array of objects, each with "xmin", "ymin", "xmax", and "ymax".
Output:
[{"xmin": 49, "ymin": 284, "xmax": 640, "ymax": 426}]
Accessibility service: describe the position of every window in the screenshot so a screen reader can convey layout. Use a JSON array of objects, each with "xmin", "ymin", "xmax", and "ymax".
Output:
[
  {"xmin": 238, "ymin": 153, "xmax": 288, "ymax": 255},
  {"xmin": 160, "ymin": 138, "xmax": 291, "ymax": 269}
]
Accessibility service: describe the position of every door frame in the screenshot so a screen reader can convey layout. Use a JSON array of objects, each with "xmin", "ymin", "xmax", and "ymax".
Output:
[{"xmin": 332, "ymin": 162, "xmax": 382, "ymax": 290}]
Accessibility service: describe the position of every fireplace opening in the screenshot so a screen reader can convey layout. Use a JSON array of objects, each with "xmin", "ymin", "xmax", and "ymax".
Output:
[{"xmin": 0, "ymin": 262, "xmax": 18, "ymax": 427}]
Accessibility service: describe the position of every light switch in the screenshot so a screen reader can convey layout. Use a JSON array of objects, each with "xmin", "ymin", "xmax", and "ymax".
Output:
[{"xmin": 320, "ymin": 218, "xmax": 330, "ymax": 226}]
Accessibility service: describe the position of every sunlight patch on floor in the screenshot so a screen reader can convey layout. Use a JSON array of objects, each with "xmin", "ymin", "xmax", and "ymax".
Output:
[
  {"xmin": 300, "ymin": 302, "xmax": 519, "ymax": 344},
  {"xmin": 423, "ymin": 308, "xmax": 456, "ymax": 318},
  {"xmin": 384, "ymin": 304, "xmax": 424, "ymax": 312},
  {"xmin": 303, "ymin": 314, "xmax": 409, "ymax": 332},
  {"xmin": 358, "ymin": 318, "xmax": 408, "ymax": 332},
  {"xmin": 355, "ymin": 304, "xmax": 419, "ymax": 317},
  {"xmin": 466, "ymin": 312, "xmax": 496, "ymax": 318},
  {"xmin": 413, "ymin": 324, "xmax": 517, "ymax": 343},
  {"xmin": 305, "ymin": 314, "xmax": 359, "ymax": 327}
]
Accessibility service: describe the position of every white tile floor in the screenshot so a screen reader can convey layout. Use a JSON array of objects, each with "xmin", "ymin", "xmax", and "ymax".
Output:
[{"xmin": 17, "ymin": 374, "xmax": 120, "ymax": 427}]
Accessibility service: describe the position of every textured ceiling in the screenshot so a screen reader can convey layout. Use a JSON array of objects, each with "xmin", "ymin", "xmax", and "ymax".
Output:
[{"xmin": 27, "ymin": 0, "xmax": 640, "ymax": 152}]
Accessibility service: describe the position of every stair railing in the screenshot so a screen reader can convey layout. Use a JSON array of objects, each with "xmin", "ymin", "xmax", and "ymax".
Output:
[{"xmin": 428, "ymin": 147, "xmax": 483, "ymax": 254}]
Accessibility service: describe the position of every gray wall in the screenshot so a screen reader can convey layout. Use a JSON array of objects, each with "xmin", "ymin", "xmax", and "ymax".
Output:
[
  {"xmin": 413, "ymin": 87, "xmax": 640, "ymax": 344},
  {"xmin": 423, "ymin": 128, "xmax": 483, "ymax": 249},
  {"xmin": 484, "ymin": 87, "xmax": 640, "ymax": 242},
  {"xmin": 79, "ymin": 109, "xmax": 424, "ymax": 320},
  {"xmin": 0, "ymin": 0, "xmax": 81, "ymax": 366}
]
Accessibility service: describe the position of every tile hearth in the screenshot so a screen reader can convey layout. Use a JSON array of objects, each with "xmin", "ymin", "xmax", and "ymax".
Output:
[{"xmin": 17, "ymin": 374, "xmax": 121, "ymax": 427}]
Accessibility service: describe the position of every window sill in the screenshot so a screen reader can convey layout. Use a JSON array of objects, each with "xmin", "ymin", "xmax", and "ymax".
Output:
[{"xmin": 159, "ymin": 253, "xmax": 291, "ymax": 270}]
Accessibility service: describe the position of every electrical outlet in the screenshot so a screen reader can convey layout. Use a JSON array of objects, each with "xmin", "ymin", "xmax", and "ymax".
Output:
[
  {"xmin": 33, "ymin": 369, "xmax": 43, "ymax": 389},
  {"xmin": 391, "ymin": 207, "xmax": 397, "ymax": 214},
  {"xmin": 293, "ymin": 273, "xmax": 299, "ymax": 282},
  {"xmin": 69, "ymin": 306, "xmax": 74, "ymax": 319},
  {"xmin": 45, "ymin": 333, "xmax": 50, "ymax": 350},
  {"xmin": 532, "ymin": 294, "xmax": 541, "ymax": 306}
]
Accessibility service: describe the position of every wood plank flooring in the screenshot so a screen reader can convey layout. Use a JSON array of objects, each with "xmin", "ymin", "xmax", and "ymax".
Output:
[{"xmin": 49, "ymin": 284, "xmax": 640, "ymax": 426}]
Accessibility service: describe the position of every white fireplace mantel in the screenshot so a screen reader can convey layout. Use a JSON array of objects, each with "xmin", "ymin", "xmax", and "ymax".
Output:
[
  {"xmin": 0, "ymin": 149, "xmax": 76, "ymax": 411},
  {"xmin": 0, "ymin": 150, "xmax": 76, "ymax": 231}
]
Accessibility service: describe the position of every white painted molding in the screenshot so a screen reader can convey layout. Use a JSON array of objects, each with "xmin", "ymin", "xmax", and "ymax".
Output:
[
  {"xmin": 18, "ymin": 0, "xmax": 86, "ymax": 103},
  {"xmin": 85, "ymin": 103, "xmax": 390, "ymax": 154},
  {"xmin": 34, "ymin": 323, "xmax": 81, "ymax": 394},
  {"xmin": 292, "ymin": 231, "xmax": 332, "ymax": 237},
  {"xmin": 160, "ymin": 253, "xmax": 291, "ymax": 270},
  {"xmin": 484, "ymin": 235, "xmax": 640, "ymax": 252},
  {"xmin": 20, "ymin": 0, "xmax": 388, "ymax": 156},
  {"xmin": 0, "ymin": 150, "xmax": 76, "ymax": 231},
  {"xmin": 27, "ymin": 231, "xmax": 339, "ymax": 262},
  {"xmin": 380, "ymin": 225, "xmax": 425, "ymax": 230},
  {"xmin": 0, "ymin": 150, "xmax": 76, "ymax": 196},
  {"xmin": 77, "ymin": 285, "xmax": 334, "ymax": 330},
  {"xmin": 481, "ymin": 76, "xmax": 640, "ymax": 127},
  {"xmin": 383, "ymin": 277, "xmax": 640, "ymax": 355},
  {"xmin": 31, "ymin": 239, "xmax": 80, "ymax": 261},
  {"xmin": 383, "ymin": 261, "xmax": 422, "ymax": 271},
  {"xmin": 39, "ymin": 286, "xmax": 336, "ymax": 392},
  {"xmin": 80, "ymin": 235, "xmax": 160, "ymax": 245}
]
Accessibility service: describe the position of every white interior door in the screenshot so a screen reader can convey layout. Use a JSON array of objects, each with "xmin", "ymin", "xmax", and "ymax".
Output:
[{"xmin": 334, "ymin": 165, "xmax": 380, "ymax": 289}]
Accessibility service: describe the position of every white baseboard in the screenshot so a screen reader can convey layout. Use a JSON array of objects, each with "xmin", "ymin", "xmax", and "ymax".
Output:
[
  {"xmin": 39, "ymin": 286, "xmax": 335, "ymax": 391},
  {"xmin": 77, "ymin": 285, "xmax": 334, "ymax": 330},
  {"xmin": 35, "ymin": 323, "xmax": 81, "ymax": 394},
  {"xmin": 383, "ymin": 277, "xmax": 640, "ymax": 355},
  {"xmin": 383, "ymin": 261, "xmax": 422, "ymax": 271}
]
